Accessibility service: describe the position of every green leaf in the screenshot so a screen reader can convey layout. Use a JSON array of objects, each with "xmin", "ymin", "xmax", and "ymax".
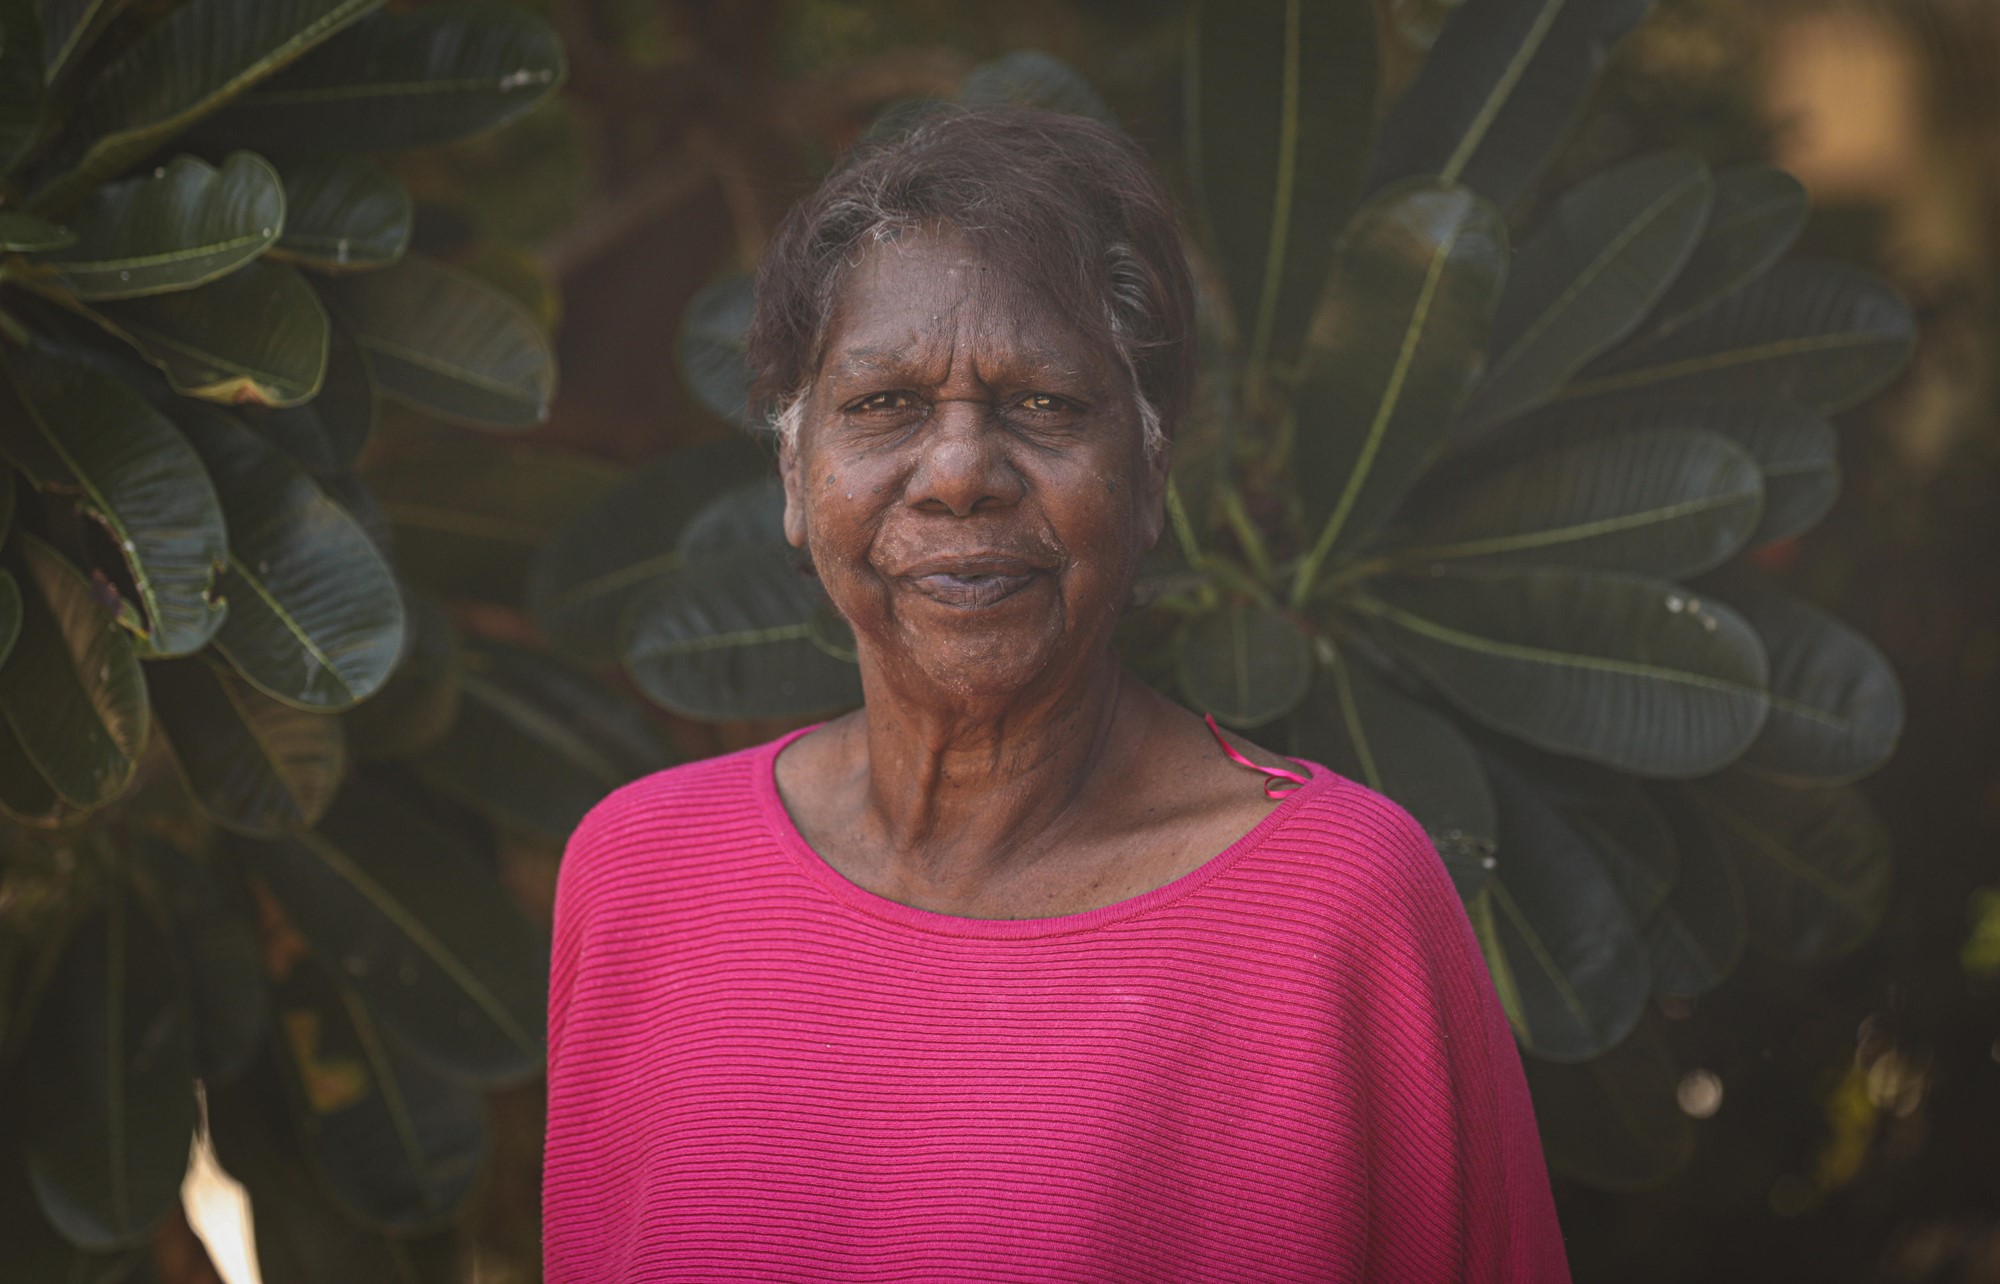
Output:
[
  {"xmin": 1468, "ymin": 754, "xmax": 1650, "ymax": 1059},
  {"xmin": 323, "ymin": 254, "xmax": 554, "ymax": 428},
  {"xmin": 1186, "ymin": 0, "xmax": 1377, "ymax": 374},
  {"xmin": 622, "ymin": 542, "xmax": 862, "ymax": 721},
  {"xmin": 166, "ymin": 401, "xmax": 403, "ymax": 710},
  {"xmin": 1638, "ymin": 164, "xmax": 1809, "ymax": 344},
  {"xmin": 1175, "ymin": 601, "xmax": 1312, "ymax": 729},
  {"xmin": 203, "ymin": 0, "xmax": 565, "ymax": 154},
  {"xmin": 0, "ymin": 1142, "xmax": 144, "ymax": 1284},
  {"xmin": 1364, "ymin": 566, "xmax": 1769, "ymax": 777},
  {"xmin": 1643, "ymin": 790, "xmax": 1744, "ymax": 998},
  {"xmin": 84, "ymin": 257, "xmax": 330, "ymax": 406},
  {"xmin": 1460, "ymin": 150, "xmax": 1713, "ymax": 434},
  {"xmin": 0, "ymin": 208, "xmax": 74, "ymax": 250},
  {"xmin": 0, "ymin": 569, "xmax": 18, "ymax": 669},
  {"xmin": 1718, "ymin": 585, "xmax": 1903, "ymax": 784},
  {"xmin": 242, "ymin": 317, "xmax": 376, "ymax": 475},
  {"xmin": 0, "ymin": 0, "xmax": 43, "ymax": 174},
  {"xmin": 239, "ymin": 775, "xmax": 547, "ymax": 1083},
  {"xmin": 271, "ymin": 154, "xmax": 411, "ymax": 272},
  {"xmin": 1291, "ymin": 181, "xmax": 1508, "ymax": 600},
  {"xmin": 960, "ymin": 50, "xmax": 1113, "ymax": 121},
  {"xmin": 36, "ymin": 0, "xmax": 110, "ymax": 84},
  {"xmin": 1584, "ymin": 801, "xmax": 1680, "ymax": 929},
  {"xmin": 677, "ymin": 274, "xmax": 755, "ymax": 427},
  {"xmin": 1506, "ymin": 751, "xmax": 1681, "ymax": 920},
  {"xmin": 364, "ymin": 414, "xmax": 620, "ymax": 603},
  {"xmin": 207, "ymin": 1060, "xmax": 464, "ymax": 1284},
  {"xmin": 136, "ymin": 839, "xmax": 269, "ymax": 1085},
  {"xmin": 1392, "ymin": 428, "xmax": 1764, "ymax": 577},
  {"xmin": 1562, "ymin": 260, "xmax": 1916, "ymax": 414},
  {"xmin": 1524, "ymin": 1018, "xmax": 1693, "ymax": 1191},
  {"xmin": 1368, "ymin": 0, "xmax": 1656, "ymax": 212},
  {"xmin": 0, "ymin": 703, "xmax": 65, "ymax": 822},
  {"xmin": 1534, "ymin": 399, "xmax": 1836, "ymax": 548},
  {"xmin": 0, "ymin": 342, "xmax": 227, "ymax": 654},
  {"xmin": 0, "ymin": 534, "xmax": 149, "ymax": 813},
  {"xmin": 1292, "ymin": 648, "xmax": 1496, "ymax": 897},
  {"xmin": 148, "ymin": 652, "xmax": 346, "ymax": 835},
  {"xmin": 527, "ymin": 437, "xmax": 772, "ymax": 662},
  {"xmin": 31, "ymin": 0, "xmax": 388, "ymax": 213},
  {"xmin": 1689, "ymin": 771, "xmax": 1891, "ymax": 963},
  {"xmin": 270, "ymin": 955, "xmax": 487, "ymax": 1232},
  {"xmin": 32, "ymin": 151, "xmax": 284, "ymax": 299},
  {"xmin": 677, "ymin": 476, "xmax": 787, "ymax": 559},
  {"xmin": 23, "ymin": 879, "xmax": 198, "ymax": 1251},
  {"xmin": 342, "ymin": 592, "xmax": 459, "ymax": 761},
  {"xmin": 412, "ymin": 642, "xmax": 671, "ymax": 839}
]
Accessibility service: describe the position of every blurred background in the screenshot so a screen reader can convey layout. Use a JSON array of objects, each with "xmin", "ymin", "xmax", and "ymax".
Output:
[{"xmin": 4, "ymin": 0, "xmax": 1998, "ymax": 1280}]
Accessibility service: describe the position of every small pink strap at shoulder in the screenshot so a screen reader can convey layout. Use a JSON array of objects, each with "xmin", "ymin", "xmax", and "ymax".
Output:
[{"xmin": 1205, "ymin": 713, "xmax": 1310, "ymax": 800}]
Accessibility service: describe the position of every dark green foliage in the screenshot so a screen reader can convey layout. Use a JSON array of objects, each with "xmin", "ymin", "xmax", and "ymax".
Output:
[
  {"xmin": 0, "ymin": 0, "xmax": 572, "ymax": 1270},
  {"xmin": 1186, "ymin": 0, "xmax": 1377, "ymax": 377},
  {"xmin": 1175, "ymin": 601, "xmax": 1313, "ymax": 729},
  {"xmin": 22, "ymin": 879, "xmax": 197, "ymax": 1250},
  {"xmin": 677, "ymin": 274, "xmax": 758, "ymax": 427},
  {"xmin": 1524, "ymin": 1017, "xmax": 1694, "ymax": 1191},
  {"xmin": 1368, "ymin": 0, "xmax": 1657, "ymax": 211},
  {"xmin": 238, "ymin": 776, "xmax": 549, "ymax": 1084}
]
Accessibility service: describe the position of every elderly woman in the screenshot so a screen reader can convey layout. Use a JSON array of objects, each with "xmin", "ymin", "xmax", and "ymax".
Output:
[{"xmin": 544, "ymin": 109, "xmax": 1568, "ymax": 1281}]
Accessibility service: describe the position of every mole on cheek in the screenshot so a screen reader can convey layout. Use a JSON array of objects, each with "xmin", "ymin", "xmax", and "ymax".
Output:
[{"xmin": 1105, "ymin": 476, "xmax": 1119, "ymax": 494}]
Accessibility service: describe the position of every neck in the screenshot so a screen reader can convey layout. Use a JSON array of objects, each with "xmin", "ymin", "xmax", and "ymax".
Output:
[{"xmin": 846, "ymin": 648, "xmax": 1134, "ymax": 896}]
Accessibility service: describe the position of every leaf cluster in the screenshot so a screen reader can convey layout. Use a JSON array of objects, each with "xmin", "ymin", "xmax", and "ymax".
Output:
[{"xmin": 0, "ymin": 1, "xmax": 641, "ymax": 1276}]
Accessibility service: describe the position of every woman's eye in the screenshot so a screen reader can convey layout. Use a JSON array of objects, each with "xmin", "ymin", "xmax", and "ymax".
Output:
[
  {"xmin": 855, "ymin": 391, "xmax": 919, "ymax": 412},
  {"xmin": 1018, "ymin": 393, "xmax": 1066, "ymax": 413}
]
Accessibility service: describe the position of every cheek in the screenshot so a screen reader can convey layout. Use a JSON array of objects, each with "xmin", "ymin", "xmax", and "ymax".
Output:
[{"xmin": 798, "ymin": 460, "xmax": 899, "ymax": 590}]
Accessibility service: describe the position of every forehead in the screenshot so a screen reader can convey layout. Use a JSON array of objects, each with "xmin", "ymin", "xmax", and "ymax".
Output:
[{"xmin": 817, "ymin": 227, "xmax": 1117, "ymax": 378}]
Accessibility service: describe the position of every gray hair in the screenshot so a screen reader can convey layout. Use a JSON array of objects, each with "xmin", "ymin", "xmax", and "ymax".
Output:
[{"xmin": 748, "ymin": 107, "xmax": 1196, "ymax": 464}]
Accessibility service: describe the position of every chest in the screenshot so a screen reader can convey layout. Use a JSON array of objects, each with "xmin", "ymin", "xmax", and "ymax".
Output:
[
  {"xmin": 574, "ymin": 917, "xmax": 1365, "ymax": 1148},
  {"xmin": 796, "ymin": 803, "xmax": 1286, "ymax": 920}
]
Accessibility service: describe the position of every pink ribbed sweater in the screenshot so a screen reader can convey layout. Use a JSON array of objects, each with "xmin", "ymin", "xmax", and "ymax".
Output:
[{"xmin": 544, "ymin": 729, "xmax": 1569, "ymax": 1282}]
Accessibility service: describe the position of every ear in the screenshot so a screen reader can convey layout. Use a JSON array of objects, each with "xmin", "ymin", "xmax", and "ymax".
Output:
[
  {"xmin": 778, "ymin": 424, "xmax": 809, "ymax": 549},
  {"xmin": 1138, "ymin": 438, "xmax": 1173, "ymax": 551}
]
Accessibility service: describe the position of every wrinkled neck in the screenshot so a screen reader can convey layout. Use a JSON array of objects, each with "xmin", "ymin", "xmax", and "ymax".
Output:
[{"xmin": 852, "ymin": 647, "xmax": 1130, "ymax": 892}]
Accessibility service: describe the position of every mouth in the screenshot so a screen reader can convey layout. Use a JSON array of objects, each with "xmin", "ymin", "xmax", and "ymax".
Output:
[{"xmin": 900, "ymin": 556, "xmax": 1050, "ymax": 609}]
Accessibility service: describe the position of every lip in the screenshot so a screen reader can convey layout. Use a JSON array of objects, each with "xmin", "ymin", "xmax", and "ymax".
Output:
[{"xmin": 897, "ymin": 554, "xmax": 1052, "ymax": 610}]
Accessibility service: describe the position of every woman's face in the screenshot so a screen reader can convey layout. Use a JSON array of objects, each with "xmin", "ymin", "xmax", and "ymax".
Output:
[{"xmin": 780, "ymin": 226, "xmax": 1168, "ymax": 704}]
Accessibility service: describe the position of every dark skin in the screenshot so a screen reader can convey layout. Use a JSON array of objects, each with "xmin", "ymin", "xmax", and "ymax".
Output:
[{"xmin": 774, "ymin": 227, "xmax": 1302, "ymax": 919}]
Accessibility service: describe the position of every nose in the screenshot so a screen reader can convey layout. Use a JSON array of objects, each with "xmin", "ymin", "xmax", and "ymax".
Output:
[{"xmin": 904, "ymin": 400, "xmax": 1025, "ymax": 517}]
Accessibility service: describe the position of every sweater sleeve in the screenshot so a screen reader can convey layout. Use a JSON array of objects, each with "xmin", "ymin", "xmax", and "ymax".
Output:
[
  {"xmin": 544, "ymin": 773, "xmax": 665, "ymax": 1284},
  {"xmin": 1338, "ymin": 787, "xmax": 1572, "ymax": 1284}
]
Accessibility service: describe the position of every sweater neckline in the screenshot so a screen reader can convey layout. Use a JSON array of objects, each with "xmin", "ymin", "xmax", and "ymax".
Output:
[{"xmin": 753, "ymin": 724, "xmax": 1338, "ymax": 940}]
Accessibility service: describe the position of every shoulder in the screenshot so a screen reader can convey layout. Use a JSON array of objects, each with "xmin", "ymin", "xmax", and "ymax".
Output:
[
  {"xmin": 555, "ymin": 738, "xmax": 777, "ymax": 922},
  {"xmin": 1254, "ymin": 771, "xmax": 1461, "ymax": 929}
]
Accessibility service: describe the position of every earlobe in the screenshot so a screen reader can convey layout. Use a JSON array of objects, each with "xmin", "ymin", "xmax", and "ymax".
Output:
[
  {"xmin": 778, "ymin": 437, "xmax": 808, "ymax": 549},
  {"xmin": 1140, "ymin": 442, "xmax": 1173, "ymax": 549}
]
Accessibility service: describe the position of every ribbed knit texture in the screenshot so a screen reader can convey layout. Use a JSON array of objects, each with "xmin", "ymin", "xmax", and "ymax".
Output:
[{"xmin": 544, "ymin": 729, "xmax": 1570, "ymax": 1282}]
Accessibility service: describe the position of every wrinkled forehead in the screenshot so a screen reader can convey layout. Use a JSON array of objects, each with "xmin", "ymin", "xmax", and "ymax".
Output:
[{"xmin": 812, "ymin": 223, "xmax": 1120, "ymax": 382}]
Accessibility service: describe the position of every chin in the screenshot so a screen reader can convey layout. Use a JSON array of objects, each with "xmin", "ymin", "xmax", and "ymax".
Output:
[{"xmin": 878, "ymin": 621, "xmax": 1077, "ymax": 701}]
